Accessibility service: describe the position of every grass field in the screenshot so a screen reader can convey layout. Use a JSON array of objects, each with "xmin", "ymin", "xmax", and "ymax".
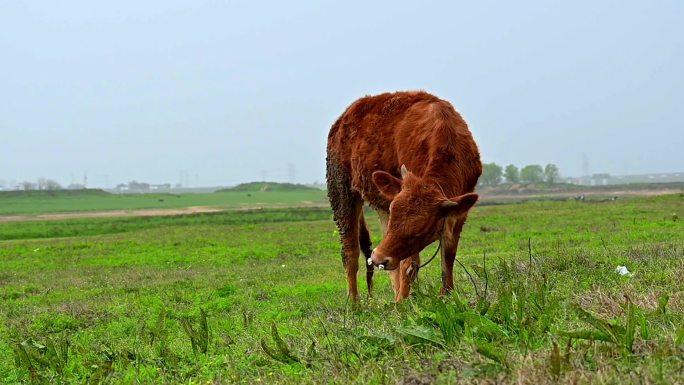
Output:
[
  {"xmin": 0, "ymin": 189, "xmax": 328, "ymax": 216},
  {"xmin": 0, "ymin": 194, "xmax": 683, "ymax": 384}
]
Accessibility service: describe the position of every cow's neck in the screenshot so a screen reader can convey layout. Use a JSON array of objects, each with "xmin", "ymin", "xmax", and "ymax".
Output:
[{"xmin": 418, "ymin": 155, "xmax": 473, "ymax": 199}]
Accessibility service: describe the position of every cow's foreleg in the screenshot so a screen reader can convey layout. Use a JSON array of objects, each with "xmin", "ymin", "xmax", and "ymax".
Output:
[
  {"xmin": 376, "ymin": 210, "xmax": 403, "ymax": 296},
  {"xmin": 440, "ymin": 217, "xmax": 466, "ymax": 295},
  {"xmin": 377, "ymin": 209, "xmax": 419, "ymax": 302},
  {"xmin": 396, "ymin": 254, "xmax": 420, "ymax": 301}
]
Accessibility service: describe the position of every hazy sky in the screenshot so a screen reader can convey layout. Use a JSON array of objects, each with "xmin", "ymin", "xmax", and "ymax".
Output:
[{"xmin": 2, "ymin": 1, "xmax": 683, "ymax": 187}]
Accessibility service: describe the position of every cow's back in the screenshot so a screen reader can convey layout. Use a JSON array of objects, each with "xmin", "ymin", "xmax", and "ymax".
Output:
[{"xmin": 327, "ymin": 91, "xmax": 480, "ymax": 210}]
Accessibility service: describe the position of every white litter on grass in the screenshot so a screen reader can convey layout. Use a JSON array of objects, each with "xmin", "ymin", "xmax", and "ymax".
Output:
[
  {"xmin": 615, "ymin": 265, "xmax": 632, "ymax": 276},
  {"xmin": 33, "ymin": 248, "xmax": 40, "ymax": 252}
]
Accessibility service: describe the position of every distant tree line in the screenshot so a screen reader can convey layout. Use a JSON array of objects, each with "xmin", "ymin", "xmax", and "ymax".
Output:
[
  {"xmin": 16, "ymin": 177, "xmax": 63, "ymax": 191},
  {"xmin": 479, "ymin": 163, "xmax": 560, "ymax": 186},
  {"xmin": 4, "ymin": 177, "xmax": 90, "ymax": 191}
]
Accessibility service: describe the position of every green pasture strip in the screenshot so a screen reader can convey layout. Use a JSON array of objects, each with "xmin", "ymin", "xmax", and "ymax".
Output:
[
  {"xmin": 0, "ymin": 189, "xmax": 328, "ymax": 215},
  {"xmin": 0, "ymin": 195, "xmax": 682, "ymax": 384}
]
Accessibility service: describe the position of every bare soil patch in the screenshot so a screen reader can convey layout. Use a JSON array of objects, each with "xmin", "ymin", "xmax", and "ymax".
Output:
[
  {"xmin": 0, "ymin": 206, "xmax": 224, "ymax": 223},
  {"xmin": 479, "ymin": 186, "xmax": 682, "ymax": 203}
]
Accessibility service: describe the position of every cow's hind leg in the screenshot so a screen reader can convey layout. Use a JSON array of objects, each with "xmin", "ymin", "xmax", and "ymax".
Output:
[
  {"xmin": 359, "ymin": 212, "xmax": 374, "ymax": 297},
  {"xmin": 440, "ymin": 217, "xmax": 466, "ymax": 295},
  {"xmin": 327, "ymin": 156, "xmax": 363, "ymax": 300},
  {"xmin": 335, "ymin": 201, "xmax": 363, "ymax": 300}
]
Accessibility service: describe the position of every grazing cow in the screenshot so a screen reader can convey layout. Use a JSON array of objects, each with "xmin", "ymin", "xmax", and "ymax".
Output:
[{"xmin": 326, "ymin": 91, "xmax": 482, "ymax": 301}]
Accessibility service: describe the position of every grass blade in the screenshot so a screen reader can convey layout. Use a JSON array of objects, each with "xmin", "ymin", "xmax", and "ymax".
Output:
[
  {"xmin": 657, "ymin": 294, "xmax": 669, "ymax": 315},
  {"xmin": 573, "ymin": 305, "xmax": 622, "ymax": 344},
  {"xmin": 560, "ymin": 330, "xmax": 613, "ymax": 342},
  {"xmin": 396, "ymin": 325, "xmax": 445, "ymax": 347},
  {"xmin": 261, "ymin": 322, "xmax": 300, "ymax": 364},
  {"xmin": 199, "ymin": 308, "xmax": 209, "ymax": 354},
  {"xmin": 475, "ymin": 342, "xmax": 507, "ymax": 366},
  {"xmin": 549, "ymin": 341, "xmax": 561, "ymax": 379},
  {"xmin": 625, "ymin": 297, "xmax": 636, "ymax": 353}
]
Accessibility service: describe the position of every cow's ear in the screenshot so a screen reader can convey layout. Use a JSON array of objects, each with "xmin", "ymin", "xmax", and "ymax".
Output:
[
  {"xmin": 439, "ymin": 193, "xmax": 478, "ymax": 217},
  {"xmin": 372, "ymin": 171, "xmax": 402, "ymax": 200},
  {"xmin": 400, "ymin": 164, "xmax": 409, "ymax": 179}
]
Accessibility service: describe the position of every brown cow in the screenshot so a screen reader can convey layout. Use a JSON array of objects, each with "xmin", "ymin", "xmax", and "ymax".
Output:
[{"xmin": 326, "ymin": 91, "xmax": 482, "ymax": 302}]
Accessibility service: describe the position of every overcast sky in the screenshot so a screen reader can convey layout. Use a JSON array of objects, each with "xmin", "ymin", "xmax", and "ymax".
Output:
[{"xmin": 2, "ymin": 1, "xmax": 682, "ymax": 187}]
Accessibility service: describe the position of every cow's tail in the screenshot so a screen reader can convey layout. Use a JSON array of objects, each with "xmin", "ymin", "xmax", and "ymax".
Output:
[{"xmin": 359, "ymin": 212, "xmax": 374, "ymax": 296}]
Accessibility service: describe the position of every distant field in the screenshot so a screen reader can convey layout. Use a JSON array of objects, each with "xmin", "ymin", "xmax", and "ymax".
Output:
[
  {"xmin": 0, "ymin": 194, "xmax": 682, "ymax": 384},
  {"xmin": 0, "ymin": 189, "xmax": 328, "ymax": 216},
  {"xmin": 3, "ymin": 183, "xmax": 681, "ymax": 218}
]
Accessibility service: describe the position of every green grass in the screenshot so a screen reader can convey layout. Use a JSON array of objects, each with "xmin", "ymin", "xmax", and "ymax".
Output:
[
  {"xmin": 0, "ymin": 189, "xmax": 328, "ymax": 216},
  {"xmin": 0, "ymin": 195, "xmax": 682, "ymax": 384}
]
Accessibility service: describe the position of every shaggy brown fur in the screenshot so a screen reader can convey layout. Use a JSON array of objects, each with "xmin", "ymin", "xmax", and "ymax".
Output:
[{"xmin": 326, "ymin": 91, "xmax": 482, "ymax": 301}]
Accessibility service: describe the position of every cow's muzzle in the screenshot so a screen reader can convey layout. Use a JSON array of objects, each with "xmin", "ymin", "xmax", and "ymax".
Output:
[{"xmin": 369, "ymin": 248, "xmax": 397, "ymax": 270}]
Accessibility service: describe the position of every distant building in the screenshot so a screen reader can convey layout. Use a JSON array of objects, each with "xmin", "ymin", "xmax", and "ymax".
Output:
[
  {"xmin": 114, "ymin": 183, "xmax": 129, "ymax": 192},
  {"xmin": 150, "ymin": 184, "xmax": 172, "ymax": 191},
  {"xmin": 112, "ymin": 182, "xmax": 174, "ymax": 193},
  {"xmin": 592, "ymin": 173, "xmax": 611, "ymax": 186}
]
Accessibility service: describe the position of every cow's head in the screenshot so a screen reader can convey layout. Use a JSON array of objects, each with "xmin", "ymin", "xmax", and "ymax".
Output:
[{"xmin": 369, "ymin": 165, "xmax": 478, "ymax": 270}]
